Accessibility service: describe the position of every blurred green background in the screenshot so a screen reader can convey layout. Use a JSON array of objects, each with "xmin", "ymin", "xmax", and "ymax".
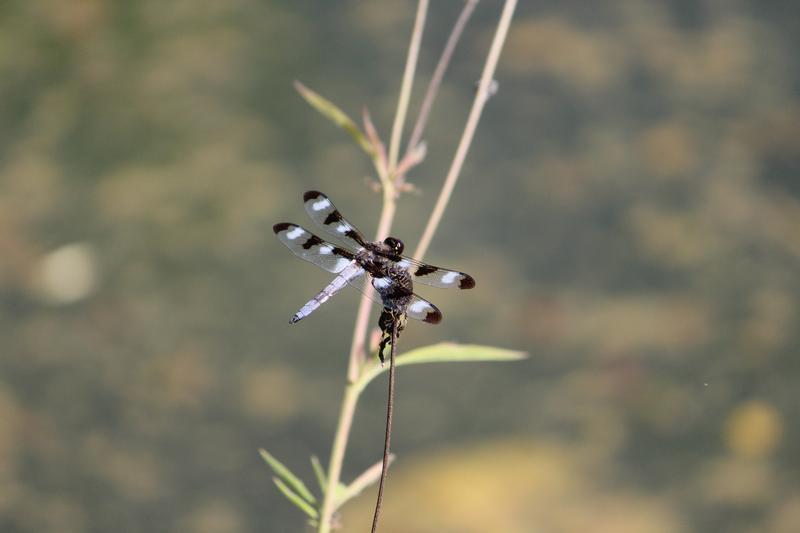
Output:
[{"xmin": 2, "ymin": 1, "xmax": 799, "ymax": 531}]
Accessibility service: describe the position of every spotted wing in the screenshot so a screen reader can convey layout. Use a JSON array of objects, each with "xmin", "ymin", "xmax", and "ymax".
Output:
[
  {"xmin": 303, "ymin": 190, "xmax": 368, "ymax": 250},
  {"xmin": 395, "ymin": 257, "xmax": 475, "ymax": 290},
  {"xmin": 405, "ymin": 293, "xmax": 443, "ymax": 323},
  {"xmin": 351, "ymin": 275, "xmax": 443, "ymax": 324},
  {"xmin": 273, "ymin": 223, "xmax": 355, "ymax": 273}
]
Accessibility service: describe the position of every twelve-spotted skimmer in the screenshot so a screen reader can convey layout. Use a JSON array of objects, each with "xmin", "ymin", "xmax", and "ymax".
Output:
[{"xmin": 274, "ymin": 191, "xmax": 475, "ymax": 331}]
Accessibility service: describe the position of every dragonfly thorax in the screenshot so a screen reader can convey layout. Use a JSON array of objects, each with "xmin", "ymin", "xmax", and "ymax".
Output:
[{"xmin": 372, "ymin": 265, "xmax": 413, "ymax": 313}]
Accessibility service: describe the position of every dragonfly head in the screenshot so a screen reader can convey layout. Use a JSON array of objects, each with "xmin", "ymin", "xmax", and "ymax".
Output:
[{"xmin": 383, "ymin": 237, "xmax": 404, "ymax": 256}]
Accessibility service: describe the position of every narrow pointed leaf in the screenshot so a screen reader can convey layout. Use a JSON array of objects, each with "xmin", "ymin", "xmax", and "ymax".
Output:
[
  {"xmin": 259, "ymin": 449, "xmax": 316, "ymax": 504},
  {"xmin": 294, "ymin": 81, "xmax": 374, "ymax": 157},
  {"xmin": 310, "ymin": 455, "xmax": 327, "ymax": 494},
  {"xmin": 335, "ymin": 454, "xmax": 396, "ymax": 510},
  {"xmin": 356, "ymin": 343, "xmax": 526, "ymax": 391},
  {"xmin": 273, "ymin": 477, "xmax": 319, "ymax": 519},
  {"xmin": 397, "ymin": 343, "xmax": 526, "ymax": 365}
]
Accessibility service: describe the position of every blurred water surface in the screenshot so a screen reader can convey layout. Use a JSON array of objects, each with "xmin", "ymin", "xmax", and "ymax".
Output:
[{"xmin": 1, "ymin": 1, "xmax": 798, "ymax": 531}]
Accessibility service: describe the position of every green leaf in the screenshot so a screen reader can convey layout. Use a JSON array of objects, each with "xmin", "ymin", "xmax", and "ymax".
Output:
[
  {"xmin": 356, "ymin": 343, "xmax": 526, "ymax": 392},
  {"xmin": 310, "ymin": 455, "xmax": 327, "ymax": 494},
  {"xmin": 259, "ymin": 449, "xmax": 316, "ymax": 504},
  {"xmin": 294, "ymin": 81, "xmax": 375, "ymax": 157},
  {"xmin": 396, "ymin": 343, "xmax": 526, "ymax": 366},
  {"xmin": 273, "ymin": 477, "xmax": 319, "ymax": 519}
]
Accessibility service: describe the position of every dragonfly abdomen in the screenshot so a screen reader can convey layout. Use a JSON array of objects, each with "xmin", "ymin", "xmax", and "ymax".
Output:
[{"xmin": 290, "ymin": 261, "xmax": 363, "ymax": 323}]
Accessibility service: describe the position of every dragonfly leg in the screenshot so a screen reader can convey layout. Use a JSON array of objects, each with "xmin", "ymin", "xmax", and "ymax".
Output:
[{"xmin": 377, "ymin": 310, "xmax": 406, "ymax": 364}]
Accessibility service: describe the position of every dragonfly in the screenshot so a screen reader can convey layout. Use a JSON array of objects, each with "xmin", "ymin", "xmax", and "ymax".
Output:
[{"xmin": 273, "ymin": 191, "xmax": 475, "ymax": 358}]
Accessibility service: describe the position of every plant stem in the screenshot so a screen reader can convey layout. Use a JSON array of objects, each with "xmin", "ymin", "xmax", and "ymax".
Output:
[
  {"xmin": 413, "ymin": 0, "xmax": 518, "ymax": 261},
  {"xmin": 405, "ymin": 0, "xmax": 479, "ymax": 157},
  {"xmin": 370, "ymin": 317, "xmax": 398, "ymax": 533},
  {"xmin": 318, "ymin": 385, "xmax": 359, "ymax": 533},
  {"xmin": 316, "ymin": 2, "xmax": 517, "ymax": 531},
  {"xmin": 388, "ymin": 0, "xmax": 428, "ymax": 173},
  {"xmin": 319, "ymin": 2, "xmax": 430, "ymax": 530}
]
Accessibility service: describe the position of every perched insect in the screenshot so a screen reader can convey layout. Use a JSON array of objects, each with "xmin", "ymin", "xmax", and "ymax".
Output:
[{"xmin": 274, "ymin": 191, "xmax": 475, "ymax": 359}]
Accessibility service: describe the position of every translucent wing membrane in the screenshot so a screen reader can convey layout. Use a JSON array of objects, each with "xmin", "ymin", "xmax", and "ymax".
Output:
[
  {"xmin": 273, "ymin": 223, "xmax": 355, "ymax": 274},
  {"xmin": 395, "ymin": 257, "xmax": 476, "ymax": 290},
  {"xmin": 303, "ymin": 190, "xmax": 368, "ymax": 250}
]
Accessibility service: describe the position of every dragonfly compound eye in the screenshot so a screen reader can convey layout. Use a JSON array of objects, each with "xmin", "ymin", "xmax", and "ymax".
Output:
[{"xmin": 384, "ymin": 237, "xmax": 404, "ymax": 255}]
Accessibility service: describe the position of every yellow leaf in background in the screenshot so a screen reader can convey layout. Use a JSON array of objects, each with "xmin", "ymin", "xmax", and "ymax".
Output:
[{"xmin": 725, "ymin": 400, "xmax": 783, "ymax": 458}]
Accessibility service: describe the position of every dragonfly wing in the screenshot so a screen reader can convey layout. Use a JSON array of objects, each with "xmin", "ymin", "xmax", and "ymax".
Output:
[
  {"xmin": 303, "ymin": 190, "xmax": 368, "ymax": 250},
  {"xmin": 405, "ymin": 292, "xmax": 442, "ymax": 324},
  {"xmin": 273, "ymin": 222, "xmax": 355, "ymax": 273},
  {"xmin": 396, "ymin": 258, "xmax": 475, "ymax": 290}
]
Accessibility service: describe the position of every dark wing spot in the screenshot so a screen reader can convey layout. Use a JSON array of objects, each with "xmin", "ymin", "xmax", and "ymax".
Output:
[
  {"xmin": 414, "ymin": 264, "xmax": 438, "ymax": 276},
  {"xmin": 324, "ymin": 211, "xmax": 342, "ymax": 225},
  {"xmin": 303, "ymin": 190, "xmax": 324, "ymax": 202},
  {"xmin": 345, "ymin": 229, "xmax": 362, "ymax": 242},
  {"xmin": 424, "ymin": 309, "xmax": 442, "ymax": 324},
  {"xmin": 301, "ymin": 234, "xmax": 324, "ymax": 250},
  {"xmin": 459, "ymin": 275, "xmax": 476, "ymax": 289},
  {"xmin": 273, "ymin": 222, "xmax": 293, "ymax": 233}
]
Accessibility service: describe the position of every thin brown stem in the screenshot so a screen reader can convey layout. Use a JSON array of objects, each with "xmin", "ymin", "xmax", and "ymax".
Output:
[
  {"xmin": 388, "ymin": 0, "xmax": 429, "ymax": 173},
  {"xmin": 413, "ymin": 0, "xmax": 517, "ymax": 261},
  {"xmin": 371, "ymin": 317, "xmax": 398, "ymax": 533},
  {"xmin": 405, "ymin": 0, "xmax": 479, "ymax": 157}
]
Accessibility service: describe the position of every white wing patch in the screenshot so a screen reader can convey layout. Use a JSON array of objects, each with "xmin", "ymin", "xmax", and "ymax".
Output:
[
  {"xmin": 312, "ymin": 198, "xmax": 331, "ymax": 211},
  {"xmin": 318, "ymin": 245, "xmax": 333, "ymax": 255},
  {"xmin": 286, "ymin": 226, "xmax": 305, "ymax": 240},
  {"xmin": 372, "ymin": 277, "xmax": 391, "ymax": 289},
  {"xmin": 441, "ymin": 271, "xmax": 459, "ymax": 284},
  {"xmin": 335, "ymin": 223, "xmax": 351, "ymax": 234},
  {"xmin": 409, "ymin": 300, "xmax": 431, "ymax": 313},
  {"xmin": 333, "ymin": 257, "xmax": 352, "ymax": 272}
]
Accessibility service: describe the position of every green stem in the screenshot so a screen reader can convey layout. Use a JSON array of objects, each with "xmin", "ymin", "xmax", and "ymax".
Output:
[
  {"xmin": 318, "ymin": 384, "xmax": 360, "ymax": 533},
  {"xmin": 318, "ymin": 3, "xmax": 431, "ymax": 529},
  {"xmin": 314, "ymin": 2, "xmax": 519, "ymax": 531}
]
